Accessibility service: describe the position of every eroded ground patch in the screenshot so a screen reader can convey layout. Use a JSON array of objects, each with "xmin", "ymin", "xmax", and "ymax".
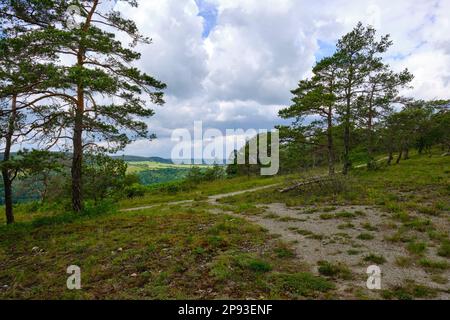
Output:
[{"xmin": 208, "ymin": 201, "xmax": 449, "ymax": 300}]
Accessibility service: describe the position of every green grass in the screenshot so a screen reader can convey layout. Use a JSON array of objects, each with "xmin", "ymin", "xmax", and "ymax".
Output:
[
  {"xmin": 270, "ymin": 272, "xmax": 335, "ymax": 299},
  {"xmin": 357, "ymin": 233, "xmax": 375, "ymax": 241},
  {"xmin": 0, "ymin": 203, "xmax": 315, "ymax": 299},
  {"xmin": 361, "ymin": 222, "xmax": 379, "ymax": 232},
  {"xmin": 319, "ymin": 214, "xmax": 334, "ymax": 220},
  {"xmin": 438, "ymin": 240, "xmax": 450, "ymax": 258},
  {"xmin": 363, "ymin": 254, "xmax": 387, "ymax": 265},
  {"xmin": 407, "ymin": 241, "xmax": 428, "ymax": 256},
  {"xmin": 381, "ymin": 281, "xmax": 437, "ymax": 300},
  {"xmin": 317, "ymin": 261, "xmax": 353, "ymax": 280},
  {"xmin": 338, "ymin": 223, "xmax": 355, "ymax": 230},
  {"xmin": 418, "ymin": 258, "xmax": 449, "ymax": 271},
  {"xmin": 347, "ymin": 249, "xmax": 361, "ymax": 256}
]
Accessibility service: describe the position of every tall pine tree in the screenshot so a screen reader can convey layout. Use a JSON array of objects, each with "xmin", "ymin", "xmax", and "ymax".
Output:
[{"xmin": 2, "ymin": 0, "xmax": 166, "ymax": 212}]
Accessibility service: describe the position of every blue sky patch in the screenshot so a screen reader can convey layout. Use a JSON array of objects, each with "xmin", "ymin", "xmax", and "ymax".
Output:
[
  {"xmin": 315, "ymin": 40, "xmax": 336, "ymax": 62},
  {"xmin": 195, "ymin": 0, "xmax": 218, "ymax": 38}
]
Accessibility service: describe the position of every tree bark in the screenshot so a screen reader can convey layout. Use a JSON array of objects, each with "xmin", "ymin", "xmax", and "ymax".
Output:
[
  {"xmin": 2, "ymin": 95, "xmax": 17, "ymax": 224},
  {"xmin": 367, "ymin": 96, "xmax": 375, "ymax": 165},
  {"xmin": 71, "ymin": 99, "xmax": 84, "ymax": 212},
  {"xmin": 343, "ymin": 96, "xmax": 351, "ymax": 175},
  {"xmin": 387, "ymin": 150, "xmax": 393, "ymax": 166},
  {"xmin": 71, "ymin": 0, "xmax": 98, "ymax": 213},
  {"xmin": 327, "ymin": 110, "xmax": 335, "ymax": 176}
]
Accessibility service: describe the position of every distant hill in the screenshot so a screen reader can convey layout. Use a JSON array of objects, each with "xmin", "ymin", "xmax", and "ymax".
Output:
[
  {"xmin": 1, "ymin": 152, "xmax": 173, "ymax": 164},
  {"xmin": 111, "ymin": 155, "xmax": 173, "ymax": 164}
]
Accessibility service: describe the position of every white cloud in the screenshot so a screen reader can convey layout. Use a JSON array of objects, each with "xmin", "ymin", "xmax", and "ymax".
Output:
[
  {"xmin": 116, "ymin": 0, "xmax": 208, "ymax": 99},
  {"xmin": 115, "ymin": 0, "xmax": 450, "ymax": 158}
]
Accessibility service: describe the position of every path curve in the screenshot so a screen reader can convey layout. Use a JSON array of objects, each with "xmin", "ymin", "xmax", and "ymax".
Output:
[{"xmin": 121, "ymin": 183, "xmax": 281, "ymax": 212}]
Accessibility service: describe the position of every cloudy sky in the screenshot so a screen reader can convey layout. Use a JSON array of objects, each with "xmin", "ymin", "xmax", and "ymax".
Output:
[{"xmin": 112, "ymin": 0, "xmax": 450, "ymax": 158}]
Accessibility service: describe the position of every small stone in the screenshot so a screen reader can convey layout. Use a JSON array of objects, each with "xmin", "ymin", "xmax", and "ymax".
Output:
[
  {"xmin": 130, "ymin": 273, "xmax": 138, "ymax": 278},
  {"xmin": 117, "ymin": 248, "xmax": 123, "ymax": 252},
  {"xmin": 31, "ymin": 247, "xmax": 40, "ymax": 253}
]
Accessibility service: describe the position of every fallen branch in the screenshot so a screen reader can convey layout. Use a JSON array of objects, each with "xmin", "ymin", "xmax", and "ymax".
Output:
[{"xmin": 279, "ymin": 175, "xmax": 335, "ymax": 193}]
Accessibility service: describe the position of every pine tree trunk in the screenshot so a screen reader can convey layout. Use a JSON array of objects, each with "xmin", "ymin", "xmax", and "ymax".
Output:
[
  {"xmin": 2, "ymin": 173, "xmax": 14, "ymax": 225},
  {"xmin": 72, "ymin": 48, "xmax": 85, "ymax": 213},
  {"xmin": 343, "ymin": 97, "xmax": 351, "ymax": 175},
  {"xmin": 396, "ymin": 150, "xmax": 403, "ymax": 164},
  {"xmin": 403, "ymin": 149, "xmax": 409, "ymax": 160},
  {"xmin": 2, "ymin": 95, "xmax": 17, "ymax": 224},
  {"xmin": 327, "ymin": 110, "xmax": 335, "ymax": 176},
  {"xmin": 367, "ymin": 101, "xmax": 374, "ymax": 165},
  {"xmin": 71, "ymin": 0, "xmax": 98, "ymax": 213},
  {"xmin": 387, "ymin": 151, "xmax": 393, "ymax": 166},
  {"xmin": 71, "ymin": 127, "xmax": 83, "ymax": 212}
]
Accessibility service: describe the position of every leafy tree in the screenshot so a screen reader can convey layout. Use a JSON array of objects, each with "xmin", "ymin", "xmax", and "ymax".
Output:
[
  {"xmin": 226, "ymin": 150, "xmax": 239, "ymax": 177},
  {"xmin": 227, "ymin": 132, "xmax": 277, "ymax": 177},
  {"xmin": 383, "ymin": 102, "xmax": 436, "ymax": 164},
  {"xmin": 414, "ymin": 100, "xmax": 450, "ymax": 154},
  {"xmin": 186, "ymin": 165, "xmax": 225, "ymax": 184},
  {"xmin": 82, "ymin": 153, "xmax": 127, "ymax": 202},
  {"xmin": 0, "ymin": 150, "xmax": 64, "ymax": 207}
]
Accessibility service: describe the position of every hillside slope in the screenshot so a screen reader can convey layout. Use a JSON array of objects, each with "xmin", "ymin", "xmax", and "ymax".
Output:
[{"xmin": 0, "ymin": 154, "xmax": 448, "ymax": 299}]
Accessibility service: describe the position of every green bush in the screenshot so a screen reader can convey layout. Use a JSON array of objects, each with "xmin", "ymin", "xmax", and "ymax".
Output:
[
  {"xmin": 317, "ymin": 261, "xmax": 352, "ymax": 280},
  {"xmin": 363, "ymin": 254, "xmax": 387, "ymax": 264},
  {"xmin": 124, "ymin": 183, "xmax": 147, "ymax": 198},
  {"xmin": 186, "ymin": 165, "xmax": 225, "ymax": 185}
]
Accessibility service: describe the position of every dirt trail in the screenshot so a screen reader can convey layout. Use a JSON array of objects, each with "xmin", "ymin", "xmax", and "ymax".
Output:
[{"xmin": 121, "ymin": 184, "xmax": 280, "ymax": 212}]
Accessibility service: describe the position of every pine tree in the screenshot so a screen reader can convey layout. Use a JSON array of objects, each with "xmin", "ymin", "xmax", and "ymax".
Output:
[
  {"xmin": 279, "ymin": 56, "xmax": 338, "ymax": 176},
  {"xmin": 334, "ymin": 22, "xmax": 392, "ymax": 174},
  {"xmin": 0, "ymin": 22, "xmax": 63, "ymax": 224},
  {"xmin": 357, "ymin": 66, "xmax": 413, "ymax": 167},
  {"xmin": 2, "ymin": 0, "xmax": 167, "ymax": 212}
]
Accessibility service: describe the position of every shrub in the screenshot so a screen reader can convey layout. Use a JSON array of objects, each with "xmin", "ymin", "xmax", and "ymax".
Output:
[
  {"xmin": 364, "ymin": 254, "xmax": 386, "ymax": 265},
  {"xmin": 124, "ymin": 183, "xmax": 147, "ymax": 198},
  {"xmin": 317, "ymin": 261, "xmax": 352, "ymax": 280}
]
